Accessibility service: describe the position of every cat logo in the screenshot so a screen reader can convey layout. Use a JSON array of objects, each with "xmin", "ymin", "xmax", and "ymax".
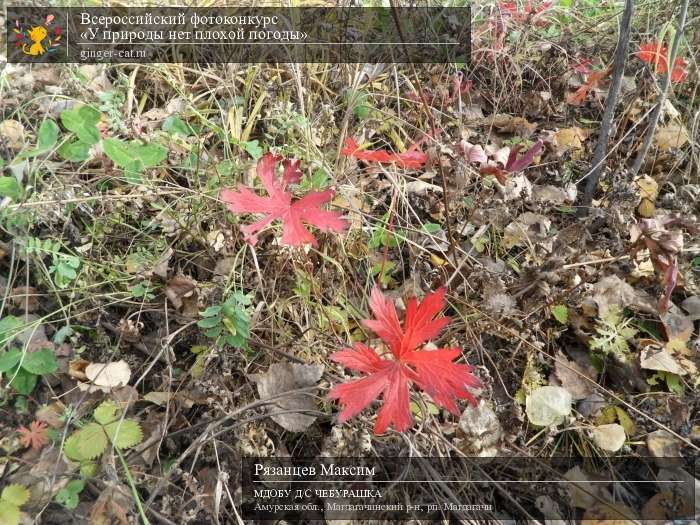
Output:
[{"xmin": 13, "ymin": 14, "xmax": 62, "ymax": 58}]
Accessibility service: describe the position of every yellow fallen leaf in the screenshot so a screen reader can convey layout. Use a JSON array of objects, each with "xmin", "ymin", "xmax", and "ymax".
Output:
[
  {"xmin": 638, "ymin": 198, "xmax": 656, "ymax": 217},
  {"xmin": 635, "ymin": 175, "xmax": 658, "ymax": 201},
  {"xmin": 654, "ymin": 123, "xmax": 689, "ymax": 150}
]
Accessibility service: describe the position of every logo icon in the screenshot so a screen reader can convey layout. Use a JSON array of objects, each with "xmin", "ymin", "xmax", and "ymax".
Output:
[{"xmin": 13, "ymin": 14, "xmax": 62, "ymax": 57}]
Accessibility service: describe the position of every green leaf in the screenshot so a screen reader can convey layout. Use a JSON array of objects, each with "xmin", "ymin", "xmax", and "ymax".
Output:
[
  {"xmin": 20, "ymin": 119, "xmax": 59, "ymax": 158},
  {"xmin": 0, "ymin": 501, "xmax": 20, "ymax": 525},
  {"xmin": 204, "ymin": 327, "xmax": 222, "ymax": 338},
  {"xmin": 0, "ymin": 316, "xmax": 23, "ymax": 345},
  {"xmin": 7, "ymin": 366, "xmax": 38, "ymax": 395},
  {"xmin": 64, "ymin": 423, "xmax": 108, "ymax": 461},
  {"xmin": 552, "ymin": 305, "xmax": 568, "ymax": 324},
  {"xmin": 421, "ymin": 222, "xmax": 442, "ymax": 234},
  {"xmin": 93, "ymin": 401, "xmax": 118, "ymax": 425},
  {"xmin": 665, "ymin": 372, "xmax": 683, "ymax": 394},
  {"xmin": 58, "ymin": 140, "xmax": 91, "ymax": 162},
  {"xmin": 60, "ymin": 105, "xmax": 101, "ymax": 145},
  {"xmin": 200, "ymin": 306, "xmax": 222, "ymax": 317},
  {"xmin": 79, "ymin": 462, "xmax": 97, "ymax": 478},
  {"xmin": 197, "ymin": 316, "xmax": 221, "ymax": 329},
  {"xmin": 20, "ymin": 348, "xmax": 58, "ymax": 375},
  {"xmin": 103, "ymin": 139, "xmax": 167, "ymax": 178},
  {"xmin": 1, "ymin": 484, "xmax": 30, "ymax": 506},
  {"xmin": 241, "ymin": 140, "xmax": 263, "ymax": 160},
  {"xmin": 0, "ymin": 177, "xmax": 21, "ymax": 201},
  {"xmin": 0, "ymin": 349, "xmax": 22, "ymax": 373},
  {"xmin": 55, "ymin": 479, "xmax": 84, "ymax": 509},
  {"xmin": 163, "ymin": 115, "xmax": 192, "ymax": 136},
  {"xmin": 103, "ymin": 138, "xmax": 144, "ymax": 172},
  {"xmin": 104, "ymin": 419, "xmax": 143, "ymax": 449},
  {"xmin": 133, "ymin": 143, "xmax": 167, "ymax": 168}
]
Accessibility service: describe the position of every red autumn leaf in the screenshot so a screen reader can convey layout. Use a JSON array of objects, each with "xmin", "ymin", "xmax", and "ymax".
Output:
[
  {"xmin": 566, "ymin": 66, "xmax": 612, "ymax": 105},
  {"xmin": 329, "ymin": 286, "xmax": 480, "ymax": 434},
  {"xmin": 636, "ymin": 42, "xmax": 688, "ymax": 83},
  {"xmin": 499, "ymin": 0, "xmax": 552, "ymax": 25},
  {"xmin": 572, "ymin": 57, "xmax": 592, "ymax": 75},
  {"xmin": 479, "ymin": 139, "xmax": 543, "ymax": 184},
  {"xmin": 221, "ymin": 153, "xmax": 349, "ymax": 247},
  {"xmin": 341, "ymin": 138, "xmax": 428, "ymax": 169},
  {"xmin": 17, "ymin": 420, "xmax": 49, "ymax": 451}
]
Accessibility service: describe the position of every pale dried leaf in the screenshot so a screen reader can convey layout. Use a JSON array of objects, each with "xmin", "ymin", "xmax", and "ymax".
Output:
[
  {"xmin": 526, "ymin": 386, "xmax": 572, "ymax": 426},
  {"xmin": 77, "ymin": 360, "xmax": 131, "ymax": 393},
  {"xmin": 591, "ymin": 423, "xmax": 626, "ymax": 452},
  {"xmin": 249, "ymin": 362, "xmax": 324, "ymax": 432}
]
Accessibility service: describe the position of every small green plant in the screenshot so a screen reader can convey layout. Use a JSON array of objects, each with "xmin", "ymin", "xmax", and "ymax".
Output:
[
  {"xmin": 98, "ymin": 90, "xmax": 127, "ymax": 132},
  {"xmin": 370, "ymin": 260, "xmax": 397, "ymax": 287},
  {"xmin": 25, "ymin": 237, "xmax": 81, "ymax": 289},
  {"xmin": 55, "ymin": 479, "xmax": 85, "ymax": 510},
  {"xmin": 103, "ymin": 137, "xmax": 168, "ymax": 184},
  {"xmin": 369, "ymin": 212, "xmax": 405, "ymax": 250},
  {"xmin": 0, "ymin": 334, "xmax": 58, "ymax": 396},
  {"xmin": 198, "ymin": 291, "xmax": 252, "ymax": 349},
  {"xmin": 647, "ymin": 371, "xmax": 683, "ymax": 394},
  {"xmin": 64, "ymin": 401, "xmax": 143, "ymax": 464},
  {"xmin": 551, "ymin": 305, "xmax": 568, "ymax": 324},
  {"xmin": 0, "ymin": 484, "xmax": 30, "ymax": 525},
  {"xmin": 589, "ymin": 306, "xmax": 638, "ymax": 361}
]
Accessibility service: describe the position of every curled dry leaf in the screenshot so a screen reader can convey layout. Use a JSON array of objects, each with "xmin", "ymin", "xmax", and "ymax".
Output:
[
  {"xmin": 249, "ymin": 362, "xmax": 324, "ymax": 433},
  {"xmin": 502, "ymin": 212, "xmax": 552, "ymax": 251},
  {"xmin": 646, "ymin": 429, "xmax": 681, "ymax": 458},
  {"xmin": 525, "ymin": 385, "xmax": 572, "ymax": 427},
  {"xmin": 77, "ymin": 360, "xmax": 131, "ymax": 393},
  {"xmin": 552, "ymin": 350, "xmax": 596, "ymax": 400},
  {"xmin": 654, "ymin": 123, "xmax": 690, "ymax": 151},
  {"xmin": 642, "ymin": 491, "xmax": 694, "ymax": 520},
  {"xmin": 590, "ymin": 423, "xmax": 626, "ymax": 452},
  {"xmin": 165, "ymin": 275, "xmax": 197, "ymax": 310},
  {"xmin": 640, "ymin": 344, "xmax": 686, "ymax": 376},
  {"xmin": 0, "ymin": 119, "xmax": 26, "ymax": 150},
  {"xmin": 582, "ymin": 502, "xmax": 638, "ymax": 523},
  {"xmin": 458, "ymin": 400, "xmax": 503, "ymax": 456},
  {"xmin": 587, "ymin": 275, "xmax": 657, "ymax": 316}
]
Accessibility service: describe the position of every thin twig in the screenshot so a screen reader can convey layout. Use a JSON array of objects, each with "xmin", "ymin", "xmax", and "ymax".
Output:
[
  {"xmin": 630, "ymin": 0, "xmax": 691, "ymax": 176},
  {"xmin": 578, "ymin": 0, "xmax": 634, "ymax": 217}
]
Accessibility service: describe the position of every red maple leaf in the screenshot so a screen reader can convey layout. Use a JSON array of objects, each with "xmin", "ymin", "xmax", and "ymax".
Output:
[
  {"xmin": 637, "ymin": 42, "xmax": 688, "ymax": 83},
  {"xmin": 341, "ymin": 138, "xmax": 428, "ymax": 169},
  {"xmin": 329, "ymin": 287, "xmax": 480, "ymax": 434},
  {"xmin": 566, "ymin": 66, "xmax": 612, "ymax": 105},
  {"xmin": 17, "ymin": 420, "xmax": 49, "ymax": 451},
  {"xmin": 220, "ymin": 153, "xmax": 349, "ymax": 247}
]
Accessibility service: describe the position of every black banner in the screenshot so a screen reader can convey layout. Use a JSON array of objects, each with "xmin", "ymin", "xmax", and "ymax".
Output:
[
  {"xmin": 6, "ymin": 7, "xmax": 471, "ymax": 63},
  {"xmin": 241, "ymin": 456, "xmax": 696, "ymax": 521}
]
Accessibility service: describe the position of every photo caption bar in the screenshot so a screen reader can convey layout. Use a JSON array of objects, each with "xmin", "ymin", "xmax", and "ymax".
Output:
[{"xmin": 6, "ymin": 6, "xmax": 471, "ymax": 63}]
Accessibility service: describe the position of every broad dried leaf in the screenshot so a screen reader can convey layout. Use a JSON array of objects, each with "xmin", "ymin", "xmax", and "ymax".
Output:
[
  {"xmin": 640, "ymin": 345, "xmax": 686, "ymax": 376},
  {"xmin": 591, "ymin": 423, "xmax": 626, "ymax": 452},
  {"xmin": 553, "ymin": 351, "xmax": 595, "ymax": 400},
  {"xmin": 459, "ymin": 400, "xmax": 502, "ymax": 455},
  {"xmin": 78, "ymin": 360, "xmax": 131, "ymax": 393},
  {"xmin": 249, "ymin": 362, "xmax": 324, "ymax": 432},
  {"xmin": 654, "ymin": 123, "xmax": 690, "ymax": 150},
  {"xmin": 221, "ymin": 153, "xmax": 349, "ymax": 246},
  {"xmin": 525, "ymin": 386, "xmax": 572, "ymax": 426}
]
